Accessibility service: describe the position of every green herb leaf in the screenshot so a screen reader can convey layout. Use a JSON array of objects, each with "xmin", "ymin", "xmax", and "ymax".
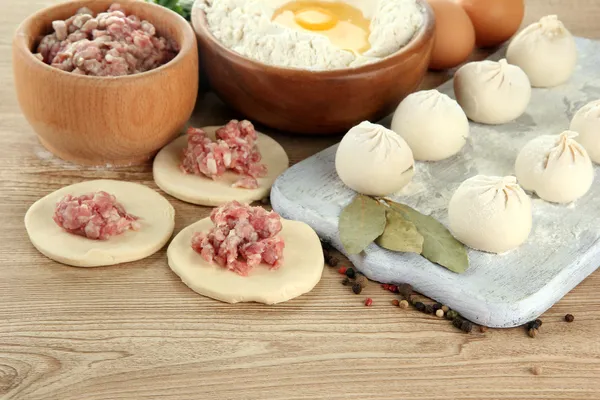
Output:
[
  {"xmin": 376, "ymin": 211, "xmax": 424, "ymax": 254},
  {"xmin": 386, "ymin": 201, "xmax": 469, "ymax": 274},
  {"xmin": 339, "ymin": 195, "xmax": 387, "ymax": 255}
]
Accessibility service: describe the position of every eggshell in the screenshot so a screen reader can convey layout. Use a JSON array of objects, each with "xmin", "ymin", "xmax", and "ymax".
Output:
[
  {"xmin": 455, "ymin": 0, "xmax": 525, "ymax": 48},
  {"xmin": 427, "ymin": 0, "xmax": 476, "ymax": 70}
]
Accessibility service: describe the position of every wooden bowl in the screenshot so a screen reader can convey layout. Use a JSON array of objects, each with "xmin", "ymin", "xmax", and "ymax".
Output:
[
  {"xmin": 191, "ymin": 1, "xmax": 435, "ymax": 135},
  {"xmin": 12, "ymin": 0, "xmax": 199, "ymax": 166}
]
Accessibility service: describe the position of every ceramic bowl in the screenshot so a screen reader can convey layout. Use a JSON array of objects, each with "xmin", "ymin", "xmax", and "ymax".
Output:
[
  {"xmin": 13, "ymin": 0, "xmax": 199, "ymax": 166},
  {"xmin": 191, "ymin": 0, "xmax": 435, "ymax": 135}
]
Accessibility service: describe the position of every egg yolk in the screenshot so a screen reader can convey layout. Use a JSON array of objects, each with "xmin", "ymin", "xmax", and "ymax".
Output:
[{"xmin": 272, "ymin": 1, "xmax": 371, "ymax": 54}]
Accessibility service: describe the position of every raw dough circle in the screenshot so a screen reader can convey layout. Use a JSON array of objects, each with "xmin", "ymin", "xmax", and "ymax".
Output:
[
  {"xmin": 570, "ymin": 99, "xmax": 600, "ymax": 164},
  {"xmin": 448, "ymin": 175, "xmax": 532, "ymax": 254},
  {"xmin": 506, "ymin": 15, "xmax": 577, "ymax": 88},
  {"xmin": 153, "ymin": 126, "xmax": 289, "ymax": 206},
  {"xmin": 454, "ymin": 59, "xmax": 531, "ymax": 125},
  {"xmin": 515, "ymin": 131, "xmax": 594, "ymax": 204},
  {"xmin": 168, "ymin": 217, "xmax": 324, "ymax": 304},
  {"xmin": 391, "ymin": 89, "xmax": 469, "ymax": 161},
  {"xmin": 25, "ymin": 179, "xmax": 175, "ymax": 267},
  {"xmin": 335, "ymin": 121, "xmax": 415, "ymax": 196}
]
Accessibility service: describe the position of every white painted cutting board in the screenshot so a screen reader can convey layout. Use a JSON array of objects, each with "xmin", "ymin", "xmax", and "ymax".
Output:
[{"xmin": 271, "ymin": 38, "xmax": 600, "ymax": 328}]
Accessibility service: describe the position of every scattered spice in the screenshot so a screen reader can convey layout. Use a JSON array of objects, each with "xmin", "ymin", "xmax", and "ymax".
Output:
[
  {"xmin": 387, "ymin": 285, "xmax": 399, "ymax": 293},
  {"xmin": 355, "ymin": 275, "xmax": 368, "ymax": 288},
  {"xmin": 479, "ymin": 326, "xmax": 489, "ymax": 333},
  {"xmin": 397, "ymin": 283, "xmax": 413, "ymax": 300},
  {"xmin": 446, "ymin": 310, "xmax": 459, "ymax": 320},
  {"xmin": 345, "ymin": 268, "xmax": 356, "ymax": 279},
  {"xmin": 352, "ymin": 283, "xmax": 363, "ymax": 295},
  {"xmin": 424, "ymin": 305, "xmax": 434, "ymax": 314},
  {"xmin": 328, "ymin": 257, "xmax": 339, "ymax": 267},
  {"xmin": 399, "ymin": 300, "xmax": 409, "ymax": 309},
  {"xmin": 414, "ymin": 302, "xmax": 426, "ymax": 312},
  {"xmin": 528, "ymin": 328, "xmax": 538, "ymax": 338},
  {"xmin": 338, "ymin": 266, "xmax": 348, "ymax": 275},
  {"xmin": 435, "ymin": 309, "xmax": 445, "ymax": 318},
  {"xmin": 452, "ymin": 317, "xmax": 472, "ymax": 333},
  {"xmin": 342, "ymin": 277, "xmax": 352, "ymax": 286},
  {"xmin": 365, "ymin": 298, "xmax": 373, "ymax": 307},
  {"xmin": 432, "ymin": 303, "xmax": 443, "ymax": 312},
  {"xmin": 565, "ymin": 314, "xmax": 574, "ymax": 323},
  {"xmin": 441, "ymin": 305, "xmax": 449, "ymax": 313},
  {"xmin": 527, "ymin": 320, "xmax": 542, "ymax": 331},
  {"xmin": 531, "ymin": 366, "xmax": 542, "ymax": 376},
  {"xmin": 392, "ymin": 299, "xmax": 400, "ymax": 307}
]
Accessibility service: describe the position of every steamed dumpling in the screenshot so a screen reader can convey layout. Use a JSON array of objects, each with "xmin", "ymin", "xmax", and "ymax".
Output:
[
  {"xmin": 335, "ymin": 121, "xmax": 415, "ymax": 196},
  {"xmin": 448, "ymin": 175, "xmax": 532, "ymax": 254},
  {"xmin": 507, "ymin": 15, "xmax": 577, "ymax": 88},
  {"xmin": 515, "ymin": 131, "xmax": 594, "ymax": 204},
  {"xmin": 454, "ymin": 59, "xmax": 531, "ymax": 125},
  {"xmin": 570, "ymin": 99, "xmax": 600, "ymax": 164},
  {"xmin": 391, "ymin": 90, "xmax": 469, "ymax": 161}
]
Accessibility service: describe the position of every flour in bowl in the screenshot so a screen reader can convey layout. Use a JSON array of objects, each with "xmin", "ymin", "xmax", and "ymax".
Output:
[{"xmin": 196, "ymin": 0, "xmax": 424, "ymax": 70}]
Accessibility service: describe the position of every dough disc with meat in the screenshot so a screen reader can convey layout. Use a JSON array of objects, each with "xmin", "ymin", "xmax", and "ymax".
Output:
[
  {"xmin": 25, "ymin": 179, "xmax": 175, "ymax": 267},
  {"xmin": 167, "ymin": 218, "xmax": 324, "ymax": 304},
  {"xmin": 153, "ymin": 127, "xmax": 289, "ymax": 206}
]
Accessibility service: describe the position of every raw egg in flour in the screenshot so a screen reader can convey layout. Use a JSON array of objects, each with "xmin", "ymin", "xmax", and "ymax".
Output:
[{"xmin": 272, "ymin": 1, "xmax": 371, "ymax": 54}]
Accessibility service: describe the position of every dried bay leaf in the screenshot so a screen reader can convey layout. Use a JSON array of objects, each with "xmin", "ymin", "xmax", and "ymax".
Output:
[
  {"xmin": 339, "ymin": 195, "xmax": 387, "ymax": 255},
  {"xmin": 387, "ymin": 201, "xmax": 469, "ymax": 274},
  {"xmin": 376, "ymin": 211, "xmax": 424, "ymax": 254}
]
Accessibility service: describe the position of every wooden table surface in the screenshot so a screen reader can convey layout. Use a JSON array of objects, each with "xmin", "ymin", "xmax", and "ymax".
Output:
[{"xmin": 2, "ymin": 1, "xmax": 600, "ymax": 399}]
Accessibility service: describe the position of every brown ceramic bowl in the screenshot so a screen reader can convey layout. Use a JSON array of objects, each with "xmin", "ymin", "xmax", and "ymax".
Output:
[
  {"xmin": 13, "ymin": 0, "xmax": 198, "ymax": 166},
  {"xmin": 192, "ymin": 0, "xmax": 435, "ymax": 135}
]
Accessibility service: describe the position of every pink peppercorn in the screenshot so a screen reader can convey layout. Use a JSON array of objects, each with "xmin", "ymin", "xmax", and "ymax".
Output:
[
  {"xmin": 338, "ymin": 266, "xmax": 348, "ymax": 275},
  {"xmin": 365, "ymin": 298, "xmax": 373, "ymax": 307}
]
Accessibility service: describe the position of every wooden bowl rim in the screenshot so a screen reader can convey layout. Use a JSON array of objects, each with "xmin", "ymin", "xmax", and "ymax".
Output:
[
  {"xmin": 191, "ymin": 0, "xmax": 435, "ymax": 77},
  {"xmin": 13, "ymin": 0, "xmax": 197, "ymax": 81}
]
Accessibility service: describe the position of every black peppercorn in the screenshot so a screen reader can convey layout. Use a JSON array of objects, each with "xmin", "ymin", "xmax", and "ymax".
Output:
[
  {"xmin": 432, "ymin": 303, "xmax": 443, "ymax": 312},
  {"xmin": 342, "ymin": 277, "xmax": 351, "ymax": 286},
  {"xmin": 452, "ymin": 317, "xmax": 463, "ymax": 330},
  {"xmin": 414, "ymin": 302, "xmax": 426, "ymax": 312},
  {"xmin": 352, "ymin": 283, "xmax": 362, "ymax": 295},
  {"xmin": 446, "ymin": 310, "xmax": 459, "ymax": 320},
  {"xmin": 527, "ymin": 320, "xmax": 542, "ymax": 331},
  {"xmin": 460, "ymin": 320, "xmax": 473, "ymax": 333},
  {"xmin": 535, "ymin": 318, "xmax": 543, "ymax": 327},
  {"xmin": 424, "ymin": 305, "xmax": 434, "ymax": 314},
  {"xmin": 328, "ymin": 257, "xmax": 339, "ymax": 267},
  {"xmin": 345, "ymin": 268, "xmax": 356, "ymax": 279},
  {"xmin": 397, "ymin": 283, "xmax": 413, "ymax": 300},
  {"xmin": 565, "ymin": 314, "xmax": 575, "ymax": 322}
]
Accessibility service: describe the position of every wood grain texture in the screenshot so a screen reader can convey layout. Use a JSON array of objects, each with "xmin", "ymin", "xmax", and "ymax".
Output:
[
  {"xmin": 1, "ymin": 1, "xmax": 600, "ymax": 399},
  {"xmin": 191, "ymin": 0, "xmax": 435, "ymax": 135},
  {"xmin": 12, "ymin": 0, "xmax": 198, "ymax": 166}
]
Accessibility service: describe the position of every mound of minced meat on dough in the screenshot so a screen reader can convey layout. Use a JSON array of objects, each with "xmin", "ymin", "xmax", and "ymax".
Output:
[
  {"xmin": 181, "ymin": 120, "xmax": 268, "ymax": 189},
  {"xmin": 36, "ymin": 3, "xmax": 178, "ymax": 76},
  {"xmin": 191, "ymin": 201, "xmax": 285, "ymax": 276},
  {"xmin": 53, "ymin": 191, "xmax": 140, "ymax": 240}
]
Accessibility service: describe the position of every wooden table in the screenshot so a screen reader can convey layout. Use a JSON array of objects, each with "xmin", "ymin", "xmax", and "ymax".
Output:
[{"xmin": 2, "ymin": 1, "xmax": 599, "ymax": 399}]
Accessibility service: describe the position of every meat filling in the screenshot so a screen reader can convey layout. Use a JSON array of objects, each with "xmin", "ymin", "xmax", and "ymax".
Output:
[
  {"xmin": 180, "ymin": 120, "xmax": 268, "ymax": 189},
  {"xmin": 191, "ymin": 201, "xmax": 285, "ymax": 276},
  {"xmin": 53, "ymin": 191, "xmax": 140, "ymax": 240},
  {"xmin": 36, "ymin": 3, "xmax": 179, "ymax": 76}
]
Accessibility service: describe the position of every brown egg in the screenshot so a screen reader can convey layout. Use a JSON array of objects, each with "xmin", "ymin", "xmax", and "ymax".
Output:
[
  {"xmin": 427, "ymin": 0, "xmax": 476, "ymax": 70},
  {"xmin": 455, "ymin": 0, "xmax": 525, "ymax": 48}
]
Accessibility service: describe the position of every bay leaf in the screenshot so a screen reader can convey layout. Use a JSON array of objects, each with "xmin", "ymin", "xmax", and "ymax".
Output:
[
  {"xmin": 387, "ymin": 202, "xmax": 469, "ymax": 274},
  {"xmin": 339, "ymin": 195, "xmax": 387, "ymax": 255},
  {"xmin": 376, "ymin": 211, "xmax": 424, "ymax": 254}
]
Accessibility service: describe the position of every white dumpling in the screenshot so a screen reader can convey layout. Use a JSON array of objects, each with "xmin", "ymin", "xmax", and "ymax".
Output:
[
  {"xmin": 570, "ymin": 99, "xmax": 600, "ymax": 164},
  {"xmin": 515, "ymin": 131, "xmax": 594, "ymax": 204},
  {"xmin": 391, "ymin": 89, "xmax": 469, "ymax": 161},
  {"xmin": 507, "ymin": 15, "xmax": 577, "ymax": 88},
  {"xmin": 454, "ymin": 59, "xmax": 531, "ymax": 125},
  {"xmin": 448, "ymin": 175, "xmax": 532, "ymax": 254},
  {"xmin": 335, "ymin": 121, "xmax": 415, "ymax": 196}
]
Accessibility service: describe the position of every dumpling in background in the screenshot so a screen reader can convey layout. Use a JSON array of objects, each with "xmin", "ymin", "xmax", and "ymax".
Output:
[
  {"xmin": 335, "ymin": 121, "xmax": 415, "ymax": 196},
  {"xmin": 391, "ymin": 89, "xmax": 469, "ymax": 161},
  {"xmin": 570, "ymin": 99, "xmax": 600, "ymax": 164},
  {"xmin": 448, "ymin": 175, "xmax": 532, "ymax": 254},
  {"xmin": 515, "ymin": 131, "xmax": 594, "ymax": 204},
  {"xmin": 507, "ymin": 15, "xmax": 577, "ymax": 88},
  {"xmin": 454, "ymin": 59, "xmax": 531, "ymax": 125}
]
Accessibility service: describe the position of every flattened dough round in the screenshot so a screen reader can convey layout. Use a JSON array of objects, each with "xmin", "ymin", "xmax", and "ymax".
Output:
[
  {"xmin": 167, "ymin": 218, "xmax": 324, "ymax": 304},
  {"xmin": 153, "ymin": 127, "xmax": 289, "ymax": 206},
  {"xmin": 25, "ymin": 179, "xmax": 175, "ymax": 267}
]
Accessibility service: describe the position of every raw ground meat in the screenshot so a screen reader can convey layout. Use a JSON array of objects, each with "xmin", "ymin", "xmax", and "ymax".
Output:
[
  {"xmin": 191, "ymin": 201, "xmax": 285, "ymax": 276},
  {"xmin": 53, "ymin": 191, "xmax": 140, "ymax": 240},
  {"xmin": 35, "ymin": 3, "xmax": 178, "ymax": 76},
  {"xmin": 180, "ymin": 120, "xmax": 268, "ymax": 189}
]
